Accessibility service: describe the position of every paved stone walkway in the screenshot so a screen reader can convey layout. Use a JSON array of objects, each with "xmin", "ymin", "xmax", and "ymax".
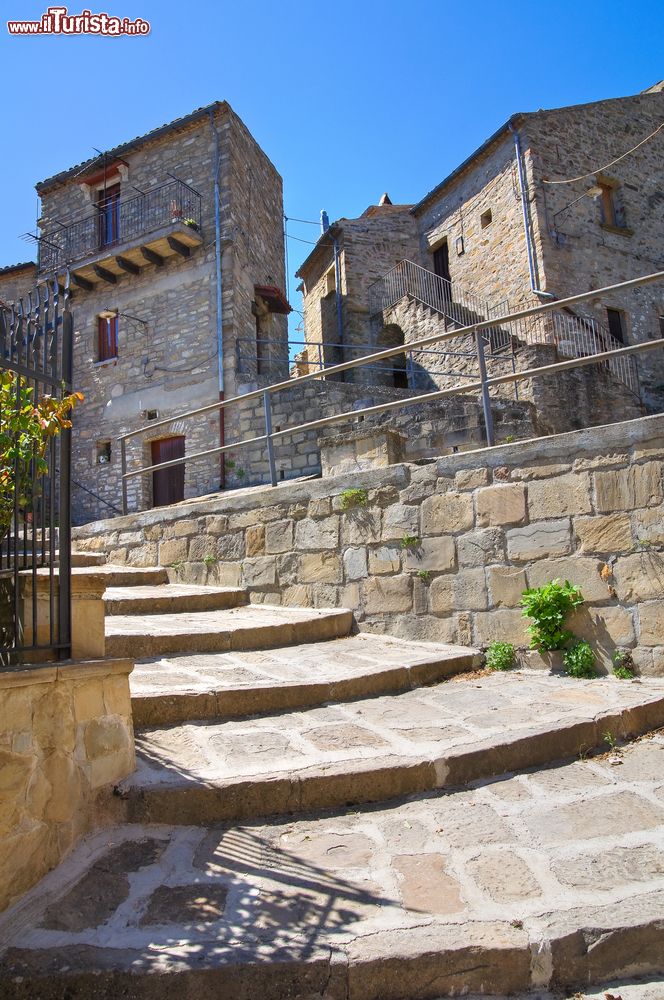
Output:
[{"xmin": 2, "ymin": 736, "xmax": 664, "ymax": 997}]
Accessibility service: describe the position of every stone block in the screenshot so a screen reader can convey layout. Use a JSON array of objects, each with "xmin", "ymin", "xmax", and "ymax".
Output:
[
  {"xmin": 573, "ymin": 514, "xmax": 633, "ymax": 553},
  {"xmin": 342, "ymin": 509, "xmax": 382, "ymax": 544},
  {"xmin": 527, "ymin": 473, "xmax": 592, "ymax": 518},
  {"xmin": 362, "ymin": 575, "xmax": 413, "ymax": 614},
  {"xmin": 506, "ymin": 520, "xmax": 571, "ymax": 561},
  {"xmin": 403, "ymin": 537, "xmax": 456, "ymax": 573},
  {"xmin": 613, "ymin": 552, "xmax": 664, "ymax": 602},
  {"xmin": 126, "ymin": 544, "xmax": 159, "ymax": 567},
  {"xmin": 281, "ymin": 585, "xmax": 312, "ymax": 607},
  {"xmin": 343, "ymin": 547, "xmax": 368, "ymax": 581},
  {"xmin": 488, "ymin": 566, "xmax": 528, "ymax": 607},
  {"xmin": 245, "ymin": 524, "xmax": 265, "ymax": 557},
  {"xmin": 633, "ymin": 507, "xmax": 664, "ymax": 545},
  {"xmin": 595, "ymin": 462, "xmax": 663, "ymax": 512},
  {"xmin": 264, "ymin": 519, "xmax": 294, "ymax": 554},
  {"xmin": 84, "ymin": 717, "xmax": 129, "ymax": 759},
  {"xmin": 308, "ymin": 498, "xmax": 331, "ymax": 518},
  {"xmin": 163, "ymin": 519, "xmax": 198, "ymax": 539},
  {"xmin": 299, "ymin": 552, "xmax": 342, "ymax": 584},
  {"xmin": 295, "ymin": 517, "xmax": 339, "ymax": 551},
  {"xmin": 188, "ymin": 535, "xmax": 217, "ymax": 562},
  {"xmin": 457, "ymin": 528, "xmax": 505, "ymax": 567},
  {"xmin": 216, "ymin": 533, "xmax": 245, "ymax": 561},
  {"xmin": 638, "ymin": 602, "xmax": 664, "ymax": 646},
  {"xmin": 430, "ymin": 569, "xmax": 488, "ymax": 613},
  {"xmin": 73, "ymin": 681, "xmax": 104, "ymax": 722},
  {"xmin": 421, "ymin": 492, "xmax": 474, "ymax": 535},
  {"xmin": 158, "ymin": 538, "xmax": 188, "ymax": 566},
  {"xmin": 473, "ymin": 609, "xmax": 528, "ymax": 646},
  {"xmin": 381, "ymin": 503, "xmax": 420, "ymax": 540},
  {"xmin": 209, "ymin": 562, "xmax": 242, "ymax": 587},
  {"xmin": 368, "ymin": 544, "xmax": 401, "ymax": 575},
  {"xmin": 455, "ymin": 468, "xmax": 490, "ymax": 490},
  {"xmin": 566, "ymin": 605, "xmax": 636, "ymax": 656},
  {"xmin": 476, "ymin": 484, "xmax": 526, "ymax": 527},
  {"xmin": 241, "ymin": 557, "xmax": 277, "ymax": 587},
  {"xmin": 526, "ymin": 557, "xmax": 610, "ymax": 602}
]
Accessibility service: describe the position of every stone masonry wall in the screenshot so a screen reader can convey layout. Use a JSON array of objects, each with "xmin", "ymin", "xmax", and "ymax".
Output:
[
  {"xmin": 0, "ymin": 658, "xmax": 135, "ymax": 912},
  {"xmin": 74, "ymin": 413, "xmax": 664, "ymax": 676}
]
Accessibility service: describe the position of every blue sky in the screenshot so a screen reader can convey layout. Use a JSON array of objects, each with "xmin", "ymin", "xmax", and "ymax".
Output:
[{"xmin": 1, "ymin": 0, "xmax": 662, "ymax": 338}]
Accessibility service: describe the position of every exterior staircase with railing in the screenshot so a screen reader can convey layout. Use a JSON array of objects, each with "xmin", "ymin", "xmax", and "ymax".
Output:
[{"xmin": 369, "ymin": 259, "xmax": 641, "ymax": 398}]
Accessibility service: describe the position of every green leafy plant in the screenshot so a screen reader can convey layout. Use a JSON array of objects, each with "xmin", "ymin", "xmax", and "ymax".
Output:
[
  {"xmin": 400, "ymin": 533, "xmax": 421, "ymax": 550},
  {"xmin": 416, "ymin": 569, "xmax": 430, "ymax": 580},
  {"xmin": 520, "ymin": 579, "xmax": 584, "ymax": 651},
  {"xmin": 339, "ymin": 487, "xmax": 368, "ymax": 510},
  {"xmin": 563, "ymin": 640, "xmax": 597, "ymax": 679},
  {"xmin": 203, "ymin": 554, "xmax": 218, "ymax": 566},
  {"xmin": 0, "ymin": 372, "xmax": 83, "ymax": 541},
  {"xmin": 635, "ymin": 537, "xmax": 652, "ymax": 549},
  {"xmin": 485, "ymin": 641, "xmax": 516, "ymax": 671},
  {"xmin": 603, "ymin": 730, "xmax": 618, "ymax": 752},
  {"xmin": 612, "ymin": 648, "xmax": 635, "ymax": 680},
  {"xmin": 183, "ymin": 218, "xmax": 199, "ymax": 229},
  {"xmin": 235, "ymin": 467, "xmax": 246, "ymax": 479}
]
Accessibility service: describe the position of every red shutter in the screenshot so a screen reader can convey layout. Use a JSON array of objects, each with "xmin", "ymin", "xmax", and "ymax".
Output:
[{"xmin": 98, "ymin": 315, "xmax": 118, "ymax": 361}]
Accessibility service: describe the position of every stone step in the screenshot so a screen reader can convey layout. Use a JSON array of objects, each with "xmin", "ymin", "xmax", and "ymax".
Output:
[
  {"xmin": 130, "ymin": 634, "xmax": 480, "ymax": 727},
  {"xmin": 3, "ymin": 734, "xmax": 664, "ymax": 999},
  {"xmin": 33, "ymin": 564, "xmax": 169, "ymax": 587},
  {"xmin": 105, "ymin": 605, "xmax": 353, "ymax": 658},
  {"xmin": 104, "ymin": 583, "xmax": 248, "ymax": 617},
  {"xmin": 71, "ymin": 551, "xmax": 106, "ymax": 567},
  {"xmin": 120, "ymin": 672, "xmax": 664, "ymax": 826}
]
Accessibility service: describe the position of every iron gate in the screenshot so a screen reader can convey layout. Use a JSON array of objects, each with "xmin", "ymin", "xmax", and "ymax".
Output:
[{"xmin": 0, "ymin": 278, "xmax": 73, "ymax": 665}]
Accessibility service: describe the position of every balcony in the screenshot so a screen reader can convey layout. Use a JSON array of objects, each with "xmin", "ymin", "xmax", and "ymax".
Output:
[{"xmin": 38, "ymin": 180, "xmax": 203, "ymax": 288}]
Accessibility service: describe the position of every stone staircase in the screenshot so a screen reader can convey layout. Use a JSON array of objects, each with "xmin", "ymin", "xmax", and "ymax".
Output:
[{"xmin": 2, "ymin": 555, "xmax": 664, "ymax": 998}]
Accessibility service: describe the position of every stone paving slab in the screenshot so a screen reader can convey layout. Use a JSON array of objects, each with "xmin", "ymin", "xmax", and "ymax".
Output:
[
  {"xmin": 2, "ymin": 737, "xmax": 664, "ymax": 998},
  {"xmin": 105, "ymin": 604, "xmax": 354, "ymax": 657},
  {"xmin": 105, "ymin": 583, "xmax": 248, "ymax": 616},
  {"xmin": 122, "ymin": 672, "xmax": 664, "ymax": 824},
  {"xmin": 130, "ymin": 634, "xmax": 480, "ymax": 726}
]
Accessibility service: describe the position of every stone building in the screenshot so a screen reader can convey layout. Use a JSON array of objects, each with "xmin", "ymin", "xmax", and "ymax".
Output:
[
  {"xmin": 21, "ymin": 101, "xmax": 288, "ymax": 522},
  {"xmin": 298, "ymin": 83, "xmax": 664, "ymax": 436},
  {"xmin": 0, "ymin": 262, "xmax": 37, "ymax": 307}
]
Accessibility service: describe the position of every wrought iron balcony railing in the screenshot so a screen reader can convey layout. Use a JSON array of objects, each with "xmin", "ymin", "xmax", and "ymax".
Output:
[{"xmin": 38, "ymin": 179, "xmax": 202, "ymax": 273}]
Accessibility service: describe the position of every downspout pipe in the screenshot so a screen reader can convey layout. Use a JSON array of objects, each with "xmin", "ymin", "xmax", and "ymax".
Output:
[
  {"xmin": 209, "ymin": 109, "xmax": 226, "ymax": 487},
  {"xmin": 509, "ymin": 123, "xmax": 555, "ymax": 300}
]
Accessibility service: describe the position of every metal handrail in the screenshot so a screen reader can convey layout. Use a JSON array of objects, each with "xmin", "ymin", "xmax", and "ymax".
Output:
[{"xmin": 119, "ymin": 270, "xmax": 664, "ymax": 514}]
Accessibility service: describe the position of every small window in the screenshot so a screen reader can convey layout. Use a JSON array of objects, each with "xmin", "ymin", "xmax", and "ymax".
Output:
[
  {"xmin": 97, "ymin": 312, "xmax": 118, "ymax": 361},
  {"xmin": 146, "ymin": 409, "xmax": 159, "ymax": 421},
  {"xmin": 606, "ymin": 308, "xmax": 626, "ymax": 344},
  {"xmin": 325, "ymin": 266, "xmax": 336, "ymax": 295},
  {"xmin": 96, "ymin": 441, "xmax": 111, "ymax": 465},
  {"xmin": 659, "ymin": 316, "xmax": 664, "ymax": 339},
  {"xmin": 480, "ymin": 209, "xmax": 493, "ymax": 229},
  {"xmin": 597, "ymin": 179, "xmax": 626, "ymax": 229}
]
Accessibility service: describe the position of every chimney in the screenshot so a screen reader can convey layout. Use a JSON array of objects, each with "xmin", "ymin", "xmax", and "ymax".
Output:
[
  {"xmin": 378, "ymin": 192, "xmax": 392, "ymax": 206},
  {"xmin": 320, "ymin": 210, "xmax": 330, "ymax": 233}
]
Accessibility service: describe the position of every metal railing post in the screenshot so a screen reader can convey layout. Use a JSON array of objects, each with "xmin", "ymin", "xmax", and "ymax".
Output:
[
  {"xmin": 263, "ymin": 390, "xmax": 278, "ymax": 487},
  {"xmin": 475, "ymin": 330, "xmax": 495, "ymax": 447},
  {"xmin": 121, "ymin": 439, "xmax": 128, "ymax": 515}
]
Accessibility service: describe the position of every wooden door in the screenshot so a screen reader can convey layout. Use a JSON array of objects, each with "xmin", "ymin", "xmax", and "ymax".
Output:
[
  {"xmin": 97, "ymin": 182, "xmax": 122, "ymax": 247},
  {"xmin": 151, "ymin": 436, "xmax": 185, "ymax": 507}
]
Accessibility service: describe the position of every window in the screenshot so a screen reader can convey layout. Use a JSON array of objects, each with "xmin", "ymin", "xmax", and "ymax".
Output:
[
  {"xmin": 325, "ymin": 266, "xmax": 336, "ymax": 296},
  {"xmin": 480, "ymin": 209, "xmax": 493, "ymax": 229},
  {"xmin": 659, "ymin": 316, "xmax": 664, "ymax": 339},
  {"xmin": 606, "ymin": 308, "xmax": 626, "ymax": 344},
  {"xmin": 96, "ymin": 441, "xmax": 111, "ymax": 465},
  {"xmin": 597, "ymin": 178, "xmax": 627, "ymax": 230},
  {"xmin": 97, "ymin": 312, "xmax": 118, "ymax": 361}
]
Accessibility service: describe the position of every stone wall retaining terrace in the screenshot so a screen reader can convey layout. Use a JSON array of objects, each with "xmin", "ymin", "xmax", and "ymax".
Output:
[
  {"xmin": 73, "ymin": 413, "xmax": 664, "ymax": 675},
  {"xmin": 0, "ymin": 658, "xmax": 135, "ymax": 911}
]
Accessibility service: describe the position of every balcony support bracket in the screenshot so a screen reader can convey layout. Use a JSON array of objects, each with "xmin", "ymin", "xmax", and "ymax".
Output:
[
  {"xmin": 167, "ymin": 236, "xmax": 190, "ymax": 258},
  {"xmin": 141, "ymin": 246, "xmax": 164, "ymax": 268},
  {"xmin": 116, "ymin": 255, "xmax": 140, "ymax": 276},
  {"xmin": 93, "ymin": 264, "xmax": 117, "ymax": 285},
  {"xmin": 71, "ymin": 273, "xmax": 93, "ymax": 292}
]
